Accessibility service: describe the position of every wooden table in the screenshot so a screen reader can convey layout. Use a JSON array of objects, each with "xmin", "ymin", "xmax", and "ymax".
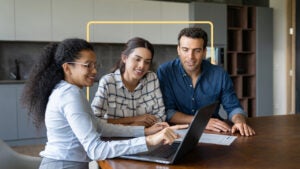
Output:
[{"xmin": 98, "ymin": 114, "xmax": 300, "ymax": 169}]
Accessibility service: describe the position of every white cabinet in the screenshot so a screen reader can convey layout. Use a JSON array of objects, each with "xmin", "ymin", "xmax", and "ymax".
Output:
[
  {"xmin": 16, "ymin": 85, "xmax": 46, "ymax": 139},
  {"xmin": 92, "ymin": 0, "xmax": 188, "ymax": 44},
  {"xmin": 0, "ymin": 0, "xmax": 189, "ymax": 44},
  {"xmin": 15, "ymin": 0, "xmax": 51, "ymax": 41},
  {"xmin": 92, "ymin": 0, "xmax": 164, "ymax": 44},
  {"xmin": 0, "ymin": 0, "xmax": 15, "ymax": 40},
  {"xmin": 92, "ymin": 0, "xmax": 132, "ymax": 43},
  {"xmin": 161, "ymin": 2, "xmax": 189, "ymax": 44},
  {"xmin": 0, "ymin": 84, "xmax": 46, "ymax": 144},
  {"xmin": 52, "ymin": 0, "xmax": 94, "ymax": 41},
  {"xmin": 0, "ymin": 85, "xmax": 18, "ymax": 140},
  {"xmin": 131, "ymin": 0, "xmax": 161, "ymax": 44}
]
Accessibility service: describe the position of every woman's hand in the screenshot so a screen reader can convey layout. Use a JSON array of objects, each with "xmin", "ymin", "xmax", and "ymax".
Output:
[
  {"xmin": 145, "ymin": 124, "xmax": 189, "ymax": 146},
  {"xmin": 132, "ymin": 114, "xmax": 157, "ymax": 127},
  {"xmin": 144, "ymin": 122, "xmax": 169, "ymax": 136}
]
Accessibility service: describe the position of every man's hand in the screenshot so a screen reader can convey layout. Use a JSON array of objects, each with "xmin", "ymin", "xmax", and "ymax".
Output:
[
  {"xmin": 231, "ymin": 122, "xmax": 255, "ymax": 136},
  {"xmin": 206, "ymin": 118, "xmax": 231, "ymax": 132},
  {"xmin": 231, "ymin": 114, "xmax": 255, "ymax": 136}
]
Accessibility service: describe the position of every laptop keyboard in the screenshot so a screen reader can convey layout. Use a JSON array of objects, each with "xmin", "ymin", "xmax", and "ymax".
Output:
[{"xmin": 146, "ymin": 143, "xmax": 180, "ymax": 158}]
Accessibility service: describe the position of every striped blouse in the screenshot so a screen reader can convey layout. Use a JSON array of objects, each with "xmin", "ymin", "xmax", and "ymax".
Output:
[{"xmin": 91, "ymin": 69, "xmax": 166, "ymax": 122}]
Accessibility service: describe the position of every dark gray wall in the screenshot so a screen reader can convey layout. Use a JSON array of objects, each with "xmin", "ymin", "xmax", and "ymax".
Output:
[
  {"xmin": 256, "ymin": 7, "xmax": 273, "ymax": 116},
  {"xmin": 296, "ymin": 0, "xmax": 300, "ymax": 113},
  {"xmin": 0, "ymin": 41, "xmax": 177, "ymax": 81},
  {"xmin": 189, "ymin": 2, "xmax": 227, "ymax": 46}
]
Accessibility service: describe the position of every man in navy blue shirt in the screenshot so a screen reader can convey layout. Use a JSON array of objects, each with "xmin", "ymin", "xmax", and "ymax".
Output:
[{"xmin": 157, "ymin": 27, "xmax": 255, "ymax": 136}]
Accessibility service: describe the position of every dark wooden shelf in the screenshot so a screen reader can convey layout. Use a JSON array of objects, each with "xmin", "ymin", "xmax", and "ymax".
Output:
[{"xmin": 227, "ymin": 5, "xmax": 256, "ymax": 117}]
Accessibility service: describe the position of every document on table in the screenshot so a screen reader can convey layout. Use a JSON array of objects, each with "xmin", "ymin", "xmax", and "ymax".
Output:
[{"xmin": 175, "ymin": 129, "xmax": 237, "ymax": 146}]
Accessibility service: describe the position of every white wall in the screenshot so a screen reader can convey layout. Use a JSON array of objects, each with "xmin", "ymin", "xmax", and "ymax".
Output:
[{"xmin": 270, "ymin": 0, "xmax": 288, "ymax": 115}]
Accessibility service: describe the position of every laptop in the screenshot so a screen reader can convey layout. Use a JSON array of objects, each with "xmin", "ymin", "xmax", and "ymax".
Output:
[{"xmin": 119, "ymin": 102, "xmax": 218, "ymax": 164}]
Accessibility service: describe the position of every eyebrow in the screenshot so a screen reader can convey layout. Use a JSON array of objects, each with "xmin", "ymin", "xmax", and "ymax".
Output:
[
  {"xmin": 134, "ymin": 55, "xmax": 152, "ymax": 61},
  {"xmin": 181, "ymin": 46, "xmax": 203, "ymax": 50}
]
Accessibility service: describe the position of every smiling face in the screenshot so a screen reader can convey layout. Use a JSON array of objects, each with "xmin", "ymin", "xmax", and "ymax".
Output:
[
  {"xmin": 63, "ymin": 50, "xmax": 97, "ymax": 88},
  {"xmin": 122, "ymin": 47, "xmax": 152, "ymax": 83},
  {"xmin": 177, "ymin": 36, "xmax": 206, "ymax": 76}
]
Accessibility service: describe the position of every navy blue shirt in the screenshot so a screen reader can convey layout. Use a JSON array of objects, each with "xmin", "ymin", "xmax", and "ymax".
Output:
[{"xmin": 157, "ymin": 58, "xmax": 246, "ymax": 122}]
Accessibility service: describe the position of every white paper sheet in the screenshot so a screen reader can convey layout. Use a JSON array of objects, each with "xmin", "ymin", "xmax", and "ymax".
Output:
[{"xmin": 175, "ymin": 129, "xmax": 237, "ymax": 146}]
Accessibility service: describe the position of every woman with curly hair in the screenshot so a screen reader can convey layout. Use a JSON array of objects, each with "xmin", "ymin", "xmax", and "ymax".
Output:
[{"xmin": 21, "ymin": 38, "xmax": 187, "ymax": 169}]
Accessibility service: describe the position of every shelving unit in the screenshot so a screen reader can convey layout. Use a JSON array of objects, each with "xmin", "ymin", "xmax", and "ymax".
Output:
[{"xmin": 226, "ymin": 5, "xmax": 256, "ymax": 117}]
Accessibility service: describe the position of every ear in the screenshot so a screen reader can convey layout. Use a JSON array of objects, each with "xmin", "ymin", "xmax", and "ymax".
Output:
[
  {"xmin": 121, "ymin": 54, "xmax": 127, "ymax": 63},
  {"xmin": 62, "ymin": 63, "xmax": 72, "ymax": 75},
  {"xmin": 177, "ymin": 45, "xmax": 180, "ymax": 55}
]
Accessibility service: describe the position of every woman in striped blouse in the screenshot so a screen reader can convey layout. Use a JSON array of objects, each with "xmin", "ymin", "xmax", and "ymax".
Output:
[{"xmin": 92, "ymin": 37, "xmax": 166, "ymax": 127}]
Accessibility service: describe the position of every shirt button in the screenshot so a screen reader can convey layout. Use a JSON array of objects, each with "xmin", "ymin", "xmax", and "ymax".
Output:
[
  {"xmin": 189, "ymin": 85, "xmax": 192, "ymax": 87},
  {"xmin": 192, "ymin": 98, "xmax": 194, "ymax": 101},
  {"xmin": 192, "ymin": 109, "xmax": 195, "ymax": 112}
]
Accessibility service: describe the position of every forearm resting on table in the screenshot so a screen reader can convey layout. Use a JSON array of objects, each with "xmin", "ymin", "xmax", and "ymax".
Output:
[
  {"xmin": 107, "ymin": 117, "xmax": 135, "ymax": 125},
  {"xmin": 231, "ymin": 113, "xmax": 247, "ymax": 124},
  {"xmin": 169, "ymin": 112, "xmax": 194, "ymax": 124}
]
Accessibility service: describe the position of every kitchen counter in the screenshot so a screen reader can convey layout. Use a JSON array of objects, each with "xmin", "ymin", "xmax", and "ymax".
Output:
[{"xmin": 0, "ymin": 80, "xmax": 26, "ymax": 84}]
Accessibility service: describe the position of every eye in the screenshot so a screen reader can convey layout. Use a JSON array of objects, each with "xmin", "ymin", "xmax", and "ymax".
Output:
[
  {"xmin": 144, "ymin": 60, "xmax": 151, "ymax": 65},
  {"xmin": 83, "ymin": 63, "xmax": 90, "ymax": 68},
  {"xmin": 195, "ymin": 49, "xmax": 202, "ymax": 53},
  {"xmin": 135, "ymin": 58, "xmax": 142, "ymax": 62},
  {"xmin": 182, "ymin": 48, "xmax": 188, "ymax": 52},
  {"xmin": 85, "ymin": 62, "xmax": 97, "ymax": 69}
]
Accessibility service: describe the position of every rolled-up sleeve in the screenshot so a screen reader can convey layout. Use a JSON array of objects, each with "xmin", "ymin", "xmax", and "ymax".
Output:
[{"xmin": 220, "ymin": 72, "xmax": 247, "ymax": 121}]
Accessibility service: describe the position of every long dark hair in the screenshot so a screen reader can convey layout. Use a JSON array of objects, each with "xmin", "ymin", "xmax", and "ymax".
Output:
[
  {"xmin": 111, "ymin": 37, "xmax": 154, "ymax": 73},
  {"xmin": 21, "ymin": 38, "xmax": 94, "ymax": 128}
]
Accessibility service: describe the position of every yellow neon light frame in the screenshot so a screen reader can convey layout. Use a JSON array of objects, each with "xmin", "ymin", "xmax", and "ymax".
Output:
[{"xmin": 85, "ymin": 21, "xmax": 214, "ymax": 101}]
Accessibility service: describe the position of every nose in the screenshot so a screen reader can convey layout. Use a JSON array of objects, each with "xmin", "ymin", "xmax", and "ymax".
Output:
[
  {"xmin": 91, "ymin": 66, "xmax": 97, "ymax": 74},
  {"xmin": 187, "ymin": 50, "xmax": 195, "ymax": 59},
  {"xmin": 138, "ymin": 61, "xmax": 145, "ymax": 69}
]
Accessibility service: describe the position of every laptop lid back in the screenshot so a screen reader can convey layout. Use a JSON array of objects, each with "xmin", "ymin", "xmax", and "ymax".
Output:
[{"xmin": 171, "ymin": 102, "xmax": 218, "ymax": 164}]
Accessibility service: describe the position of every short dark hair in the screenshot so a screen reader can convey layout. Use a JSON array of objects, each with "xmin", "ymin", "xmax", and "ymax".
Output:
[{"xmin": 177, "ymin": 26, "xmax": 208, "ymax": 49}]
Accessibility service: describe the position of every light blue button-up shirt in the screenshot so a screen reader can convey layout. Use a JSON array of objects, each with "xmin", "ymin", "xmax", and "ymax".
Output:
[
  {"xmin": 40, "ymin": 80, "xmax": 148, "ymax": 162},
  {"xmin": 157, "ymin": 59, "xmax": 246, "ymax": 122}
]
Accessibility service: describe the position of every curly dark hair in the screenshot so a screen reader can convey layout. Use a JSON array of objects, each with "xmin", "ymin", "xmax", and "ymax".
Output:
[
  {"xmin": 177, "ymin": 26, "xmax": 208, "ymax": 49},
  {"xmin": 21, "ymin": 38, "xmax": 94, "ymax": 128},
  {"xmin": 111, "ymin": 37, "xmax": 154, "ymax": 73}
]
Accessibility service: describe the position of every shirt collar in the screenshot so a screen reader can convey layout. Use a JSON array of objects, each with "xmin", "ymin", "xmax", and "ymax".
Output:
[
  {"xmin": 114, "ymin": 69, "xmax": 124, "ymax": 89},
  {"xmin": 114, "ymin": 69, "xmax": 146, "ymax": 90}
]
